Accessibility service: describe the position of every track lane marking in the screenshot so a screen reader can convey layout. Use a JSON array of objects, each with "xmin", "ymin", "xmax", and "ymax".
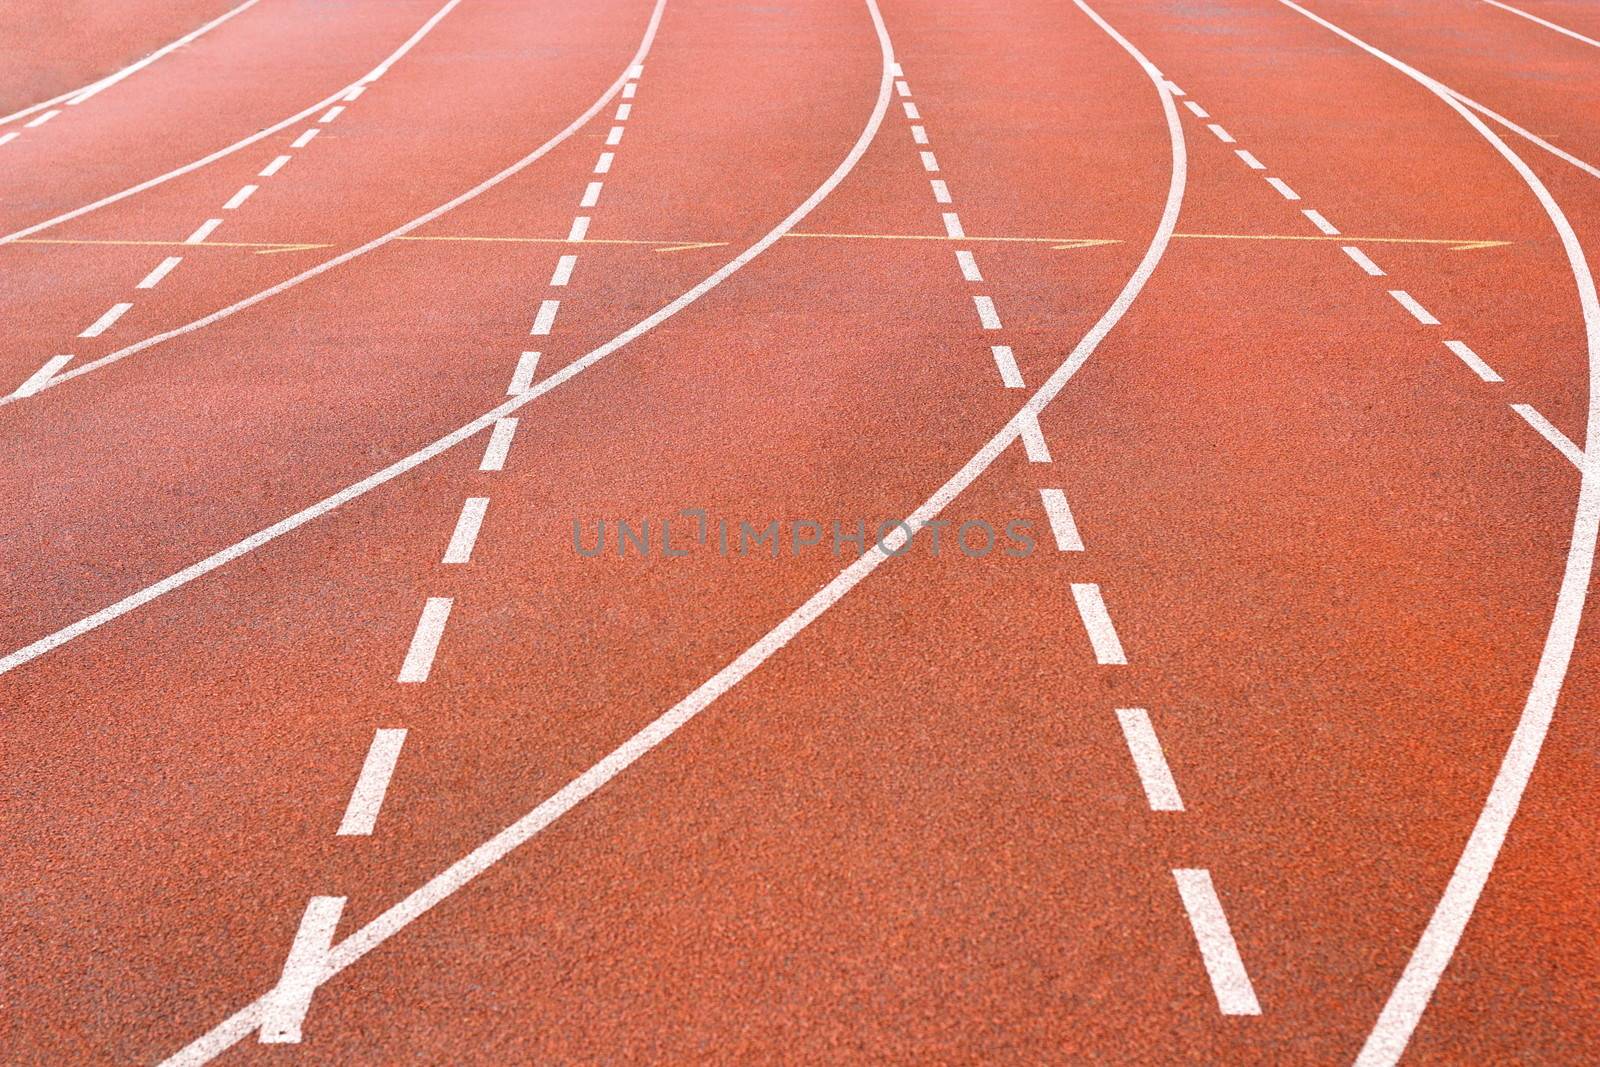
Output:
[
  {"xmin": 1388, "ymin": 288, "xmax": 1440, "ymax": 325},
  {"xmin": 137, "ymin": 256, "xmax": 184, "ymax": 289},
  {"xmin": 1443, "ymin": 339, "xmax": 1500, "ymax": 382},
  {"xmin": 531, "ymin": 300, "xmax": 560, "ymax": 335},
  {"xmin": 1039, "ymin": 488, "xmax": 1084, "ymax": 551},
  {"xmin": 479, "ymin": 419, "xmax": 517, "ymax": 471},
  {"xmin": 442, "ymin": 498, "xmax": 489, "ymax": 564},
  {"xmin": 12, "ymin": 355, "xmax": 73, "ymax": 398},
  {"xmin": 1481, "ymin": 0, "xmax": 1600, "ymax": 47},
  {"xmin": 549, "ymin": 255, "xmax": 577, "ymax": 286},
  {"xmin": 259, "ymin": 896, "xmax": 344, "ymax": 1043},
  {"xmin": 1235, "ymin": 148, "xmax": 1265, "ymax": 170},
  {"xmin": 1342, "ymin": 244, "xmax": 1385, "ymax": 275},
  {"xmin": 930, "ymin": 178, "xmax": 951, "ymax": 202},
  {"xmin": 1116, "ymin": 708, "xmax": 1183, "ymax": 810},
  {"xmin": 955, "ymin": 250, "xmax": 983, "ymax": 281},
  {"xmin": 79, "ymin": 303, "xmax": 132, "ymax": 338},
  {"xmin": 1206, "ymin": 122, "xmax": 1235, "ymax": 143},
  {"xmin": 291, "ymin": 128, "xmax": 319, "ymax": 149},
  {"xmin": 185, "ymin": 219, "xmax": 223, "ymax": 244},
  {"xmin": 1301, "ymin": 208, "xmax": 1339, "ymax": 235},
  {"xmin": 223, "ymin": 185, "xmax": 258, "ymax": 210},
  {"xmin": 1071, "ymin": 582, "xmax": 1127, "ymax": 664},
  {"xmin": 1264, "ymin": 176, "xmax": 1300, "ymax": 201},
  {"xmin": 260, "ymin": 155, "xmax": 291, "ymax": 177},
  {"xmin": 990, "ymin": 344, "xmax": 1023, "ymax": 387},
  {"xmin": 396, "ymin": 597, "xmax": 452, "ymax": 683},
  {"xmin": 1512, "ymin": 403, "xmax": 1583, "ymax": 467},
  {"xmin": 1173, "ymin": 870, "xmax": 1261, "ymax": 1015},
  {"xmin": 336, "ymin": 729, "xmax": 408, "ymax": 835},
  {"xmin": 972, "ymin": 295, "xmax": 1002, "ymax": 329},
  {"xmin": 1019, "ymin": 411, "xmax": 1052, "ymax": 462}
]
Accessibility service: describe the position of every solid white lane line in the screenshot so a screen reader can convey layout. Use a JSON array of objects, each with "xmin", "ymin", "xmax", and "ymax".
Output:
[
  {"xmin": 1019, "ymin": 411, "xmax": 1052, "ymax": 462},
  {"xmin": 911, "ymin": 124, "xmax": 929, "ymax": 144},
  {"xmin": 615, "ymin": 102, "xmax": 631, "ymax": 120},
  {"xmin": 13, "ymin": 355, "xmax": 73, "ymax": 398},
  {"xmin": 1173, "ymin": 869, "xmax": 1261, "ymax": 1015},
  {"xmin": 606, "ymin": 126, "xmax": 624, "ymax": 145},
  {"xmin": 25, "ymin": 109, "xmax": 60, "ymax": 128},
  {"xmin": 480, "ymin": 418, "xmax": 517, "ymax": 471},
  {"xmin": 79, "ymin": 302, "xmax": 133, "ymax": 338},
  {"xmin": 594, "ymin": 151, "xmax": 614, "ymax": 173},
  {"xmin": 223, "ymin": 184, "xmax": 258, "ymax": 210},
  {"xmin": 397, "ymin": 597, "xmax": 452, "ymax": 683},
  {"xmin": 920, "ymin": 150, "xmax": 939, "ymax": 172},
  {"xmin": 1301, "ymin": 208, "xmax": 1339, "ymax": 235},
  {"xmin": 1512, "ymin": 403, "xmax": 1583, "ymax": 467},
  {"xmin": 973, "ymin": 295, "xmax": 1002, "ymax": 329},
  {"xmin": 1443, "ymin": 339, "xmax": 1501, "ymax": 382},
  {"xmin": 531, "ymin": 300, "xmax": 560, "ymax": 335},
  {"xmin": 1388, "ymin": 288, "xmax": 1439, "ymax": 325},
  {"xmin": 137, "ymin": 256, "xmax": 184, "ymax": 289},
  {"xmin": 1071, "ymin": 582, "xmax": 1127, "ymax": 664},
  {"xmin": 895, "ymin": 79, "xmax": 911, "ymax": 97},
  {"xmin": 442, "ymin": 498, "xmax": 490, "ymax": 564},
  {"xmin": 930, "ymin": 179, "xmax": 951, "ymax": 202},
  {"xmin": 318, "ymin": 105, "xmax": 345, "ymax": 124},
  {"xmin": 955, "ymin": 250, "xmax": 983, "ymax": 281},
  {"xmin": 581, "ymin": 181, "xmax": 603, "ymax": 207},
  {"xmin": 1116, "ymin": 708, "xmax": 1183, "ymax": 810},
  {"xmin": 903, "ymin": 101, "xmax": 920, "ymax": 119},
  {"xmin": 259, "ymin": 155, "xmax": 291, "ymax": 177},
  {"xmin": 1206, "ymin": 122, "xmax": 1235, "ymax": 143},
  {"xmin": 1184, "ymin": 100, "xmax": 1209, "ymax": 118},
  {"xmin": 942, "ymin": 211, "xmax": 965, "ymax": 238},
  {"xmin": 258, "ymin": 896, "xmax": 345, "ymax": 1043},
  {"xmin": 1341, "ymin": 244, "xmax": 1385, "ymax": 275},
  {"xmin": 344, "ymin": 85, "xmax": 366, "ymax": 101},
  {"xmin": 1449, "ymin": 89, "xmax": 1600, "ymax": 183},
  {"xmin": 1265, "ymin": 176, "xmax": 1300, "ymax": 200},
  {"xmin": 1039, "ymin": 487, "xmax": 1085, "ymax": 551},
  {"xmin": 1235, "ymin": 148, "xmax": 1265, "ymax": 170},
  {"xmin": 290, "ymin": 129, "xmax": 319, "ymax": 149},
  {"xmin": 336, "ymin": 729, "xmax": 408, "ymax": 835},
  {"xmin": 622, "ymin": 82, "xmax": 637, "ymax": 98},
  {"xmin": 990, "ymin": 344, "xmax": 1024, "ymax": 387},
  {"xmin": 1482, "ymin": 0, "xmax": 1600, "ymax": 47},
  {"xmin": 549, "ymin": 255, "xmax": 577, "ymax": 286},
  {"xmin": 185, "ymin": 218, "xmax": 222, "ymax": 244},
  {"xmin": 567, "ymin": 216, "xmax": 591, "ymax": 241},
  {"xmin": 508, "ymin": 351, "xmax": 540, "ymax": 394}
]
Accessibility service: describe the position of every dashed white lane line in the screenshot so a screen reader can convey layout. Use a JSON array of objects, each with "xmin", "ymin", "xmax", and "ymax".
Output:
[
  {"xmin": 1206, "ymin": 122, "xmax": 1235, "ymax": 143},
  {"xmin": 1071, "ymin": 582, "xmax": 1127, "ymax": 665},
  {"xmin": 1388, "ymin": 288, "xmax": 1440, "ymax": 325},
  {"xmin": 291, "ymin": 129, "xmax": 319, "ymax": 149},
  {"xmin": 1444, "ymin": 338, "xmax": 1501, "ymax": 382},
  {"xmin": 1165, "ymin": 79, "xmax": 1186, "ymax": 96},
  {"xmin": 972, "ymin": 294, "xmax": 1002, "ymax": 329},
  {"xmin": 615, "ymin": 102, "xmax": 631, "ymax": 120},
  {"xmin": 185, "ymin": 218, "xmax": 223, "ymax": 244},
  {"xmin": 1235, "ymin": 148, "xmax": 1265, "ymax": 170},
  {"xmin": 903, "ymin": 101, "xmax": 920, "ymax": 119},
  {"xmin": 1116, "ymin": 708, "xmax": 1184, "ymax": 811},
  {"xmin": 628, "ymin": 63, "xmax": 644, "ymax": 78},
  {"xmin": 1512, "ymin": 403, "xmax": 1584, "ymax": 467},
  {"xmin": 549, "ymin": 255, "xmax": 577, "ymax": 286},
  {"xmin": 442, "ymin": 497, "xmax": 490, "ymax": 564},
  {"xmin": 1184, "ymin": 100, "xmax": 1210, "ymax": 119},
  {"xmin": 895, "ymin": 79, "xmax": 911, "ymax": 97},
  {"xmin": 259, "ymin": 155, "xmax": 291, "ymax": 177},
  {"xmin": 507, "ymin": 351, "xmax": 540, "ymax": 395},
  {"xmin": 531, "ymin": 299, "xmax": 561, "ymax": 335},
  {"xmin": 79, "ymin": 302, "xmax": 132, "ymax": 338},
  {"xmin": 567, "ymin": 216, "xmax": 591, "ymax": 241},
  {"xmin": 920, "ymin": 150, "xmax": 940, "ymax": 172},
  {"xmin": 1039, "ymin": 487, "xmax": 1085, "ymax": 551},
  {"xmin": 930, "ymin": 178, "xmax": 951, "ymax": 202},
  {"xmin": 318, "ymin": 105, "xmax": 345, "ymax": 124},
  {"xmin": 0, "ymin": 132, "xmax": 17, "ymax": 146},
  {"xmin": 336, "ymin": 729, "xmax": 408, "ymax": 835},
  {"xmin": 12, "ymin": 355, "xmax": 72, "ymax": 398},
  {"xmin": 25, "ymin": 109, "xmax": 60, "ymax": 128},
  {"xmin": 258, "ymin": 896, "xmax": 345, "ymax": 1043},
  {"xmin": 942, "ymin": 211, "xmax": 965, "ymax": 238},
  {"xmin": 137, "ymin": 256, "xmax": 184, "ymax": 289},
  {"xmin": 955, "ymin": 249, "xmax": 983, "ymax": 281},
  {"xmin": 911, "ymin": 124, "xmax": 929, "ymax": 144},
  {"xmin": 479, "ymin": 418, "xmax": 518, "ymax": 471},
  {"xmin": 594, "ymin": 151, "xmax": 614, "ymax": 174},
  {"xmin": 622, "ymin": 82, "xmax": 637, "ymax": 98},
  {"xmin": 1342, "ymin": 244, "xmax": 1385, "ymax": 276},
  {"xmin": 343, "ymin": 85, "xmax": 367, "ymax": 102},
  {"xmin": 990, "ymin": 344, "xmax": 1024, "ymax": 388},
  {"xmin": 1173, "ymin": 869, "xmax": 1262, "ymax": 1015},
  {"xmin": 606, "ymin": 125, "xmax": 624, "ymax": 145},
  {"xmin": 581, "ymin": 181, "xmax": 603, "ymax": 207},
  {"xmin": 223, "ymin": 184, "xmax": 258, "ymax": 210},
  {"xmin": 1264, "ymin": 176, "xmax": 1300, "ymax": 201},
  {"xmin": 1019, "ymin": 410, "xmax": 1053, "ymax": 463},
  {"xmin": 396, "ymin": 597, "xmax": 452, "ymax": 683},
  {"xmin": 1301, "ymin": 208, "xmax": 1339, "ymax": 235}
]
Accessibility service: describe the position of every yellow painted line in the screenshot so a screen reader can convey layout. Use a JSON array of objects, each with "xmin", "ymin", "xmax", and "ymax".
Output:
[
  {"xmin": 10, "ymin": 237, "xmax": 331, "ymax": 254},
  {"xmin": 396, "ymin": 235, "xmax": 728, "ymax": 254},
  {"xmin": 785, "ymin": 231, "xmax": 1118, "ymax": 250},
  {"xmin": 1173, "ymin": 232, "xmax": 1509, "ymax": 252}
]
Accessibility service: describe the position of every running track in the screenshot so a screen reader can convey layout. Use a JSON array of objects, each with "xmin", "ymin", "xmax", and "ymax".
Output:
[{"xmin": 4, "ymin": 0, "xmax": 1598, "ymax": 1062}]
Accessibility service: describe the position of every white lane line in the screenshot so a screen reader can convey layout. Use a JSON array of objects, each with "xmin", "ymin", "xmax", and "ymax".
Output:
[
  {"xmin": 150, "ymin": 9, "xmax": 1173, "ymax": 1058},
  {"xmin": 1274, "ymin": 6, "xmax": 1600, "ymax": 1064},
  {"xmin": 223, "ymin": 184, "xmax": 258, "ymax": 210},
  {"xmin": 891, "ymin": 61, "xmax": 903, "ymax": 75},
  {"xmin": 185, "ymin": 218, "xmax": 223, "ymax": 244},
  {"xmin": 1512, "ymin": 403, "xmax": 1583, "ymax": 467},
  {"xmin": 628, "ymin": 63, "xmax": 643, "ymax": 78},
  {"xmin": 1444, "ymin": 339, "xmax": 1501, "ymax": 382},
  {"xmin": 580, "ymin": 181, "xmax": 603, "ymax": 208},
  {"xmin": 1235, "ymin": 148, "xmax": 1265, "ymax": 170},
  {"xmin": 895, "ymin": 79, "xmax": 911, "ymax": 97},
  {"xmin": 1341, "ymin": 244, "xmax": 1385, "ymax": 275},
  {"xmin": 442, "ymin": 498, "xmax": 490, "ymax": 564},
  {"xmin": 594, "ymin": 151, "xmax": 614, "ymax": 174},
  {"xmin": 318, "ymin": 105, "xmax": 345, "ymax": 124},
  {"xmin": 1388, "ymin": 288, "xmax": 1440, "ymax": 325},
  {"xmin": 972, "ymin": 295, "xmax": 1002, "ymax": 329},
  {"xmin": 344, "ymin": 85, "xmax": 367, "ymax": 101},
  {"xmin": 479, "ymin": 418, "xmax": 517, "ymax": 471},
  {"xmin": 259, "ymin": 155, "xmax": 291, "ymax": 177},
  {"xmin": 615, "ymin": 102, "xmax": 631, "ymax": 120},
  {"xmin": 290, "ymin": 128, "xmax": 319, "ymax": 149},
  {"xmin": 1165, "ymin": 79, "xmax": 1186, "ymax": 95},
  {"xmin": 920, "ymin": 150, "xmax": 939, "ymax": 172},
  {"xmin": 1039, "ymin": 487, "xmax": 1085, "ymax": 551},
  {"xmin": 25, "ymin": 109, "xmax": 61, "ymax": 128},
  {"xmin": 258, "ymin": 896, "xmax": 344, "ymax": 1043},
  {"xmin": 606, "ymin": 126, "xmax": 624, "ymax": 145},
  {"xmin": 911, "ymin": 124, "xmax": 929, "ymax": 144},
  {"xmin": 1301, "ymin": 208, "xmax": 1339, "ymax": 235},
  {"xmin": 0, "ymin": 132, "xmax": 16, "ymax": 146},
  {"xmin": 549, "ymin": 255, "xmax": 577, "ymax": 286},
  {"xmin": 990, "ymin": 344, "xmax": 1024, "ymax": 388},
  {"xmin": 955, "ymin": 250, "xmax": 983, "ymax": 281},
  {"xmin": 1482, "ymin": 0, "xmax": 1600, "ymax": 48},
  {"xmin": 79, "ymin": 302, "xmax": 133, "ymax": 338},
  {"xmin": 622, "ymin": 82, "xmax": 637, "ymax": 98},
  {"xmin": 930, "ymin": 178, "xmax": 951, "ymax": 202},
  {"xmin": 567, "ymin": 216, "xmax": 591, "ymax": 242},
  {"xmin": 396, "ymin": 597, "xmax": 452, "ymax": 683},
  {"xmin": 903, "ymin": 101, "xmax": 920, "ymax": 119},
  {"xmin": 1265, "ymin": 176, "xmax": 1300, "ymax": 201},
  {"xmin": 12, "ymin": 355, "xmax": 73, "ymax": 398},
  {"xmin": 336, "ymin": 729, "xmax": 408, "ymax": 835},
  {"xmin": 1173, "ymin": 870, "xmax": 1261, "ymax": 1015},
  {"xmin": 1206, "ymin": 123, "xmax": 1235, "ymax": 143},
  {"xmin": 1116, "ymin": 708, "xmax": 1183, "ymax": 811},
  {"xmin": 1071, "ymin": 582, "xmax": 1127, "ymax": 665},
  {"xmin": 1184, "ymin": 100, "xmax": 1210, "ymax": 118},
  {"xmin": 531, "ymin": 300, "xmax": 560, "ymax": 335},
  {"xmin": 1019, "ymin": 411, "xmax": 1052, "ymax": 462},
  {"xmin": 1449, "ymin": 89, "xmax": 1600, "ymax": 183},
  {"xmin": 137, "ymin": 256, "xmax": 184, "ymax": 289},
  {"xmin": 507, "ymin": 351, "xmax": 540, "ymax": 394},
  {"xmin": 942, "ymin": 211, "xmax": 965, "ymax": 238}
]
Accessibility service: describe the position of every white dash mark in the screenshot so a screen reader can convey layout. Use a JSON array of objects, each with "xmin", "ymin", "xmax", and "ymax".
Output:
[
  {"xmin": 508, "ymin": 351, "xmax": 540, "ymax": 395},
  {"xmin": 137, "ymin": 256, "xmax": 183, "ymax": 289},
  {"xmin": 259, "ymin": 896, "xmax": 345, "ymax": 1043},
  {"xmin": 223, "ymin": 184, "xmax": 258, "ymax": 210},
  {"xmin": 1039, "ymin": 488, "xmax": 1084, "ymax": 551},
  {"xmin": 1444, "ymin": 339, "xmax": 1501, "ymax": 383},
  {"xmin": 594, "ymin": 152, "xmax": 614, "ymax": 174},
  {"xmin": 291, "ymin": 128, "xmax": 319, "ymax": 149},
  {"xmin": 955, "ymin": 250, "xmax": 983, "ymax": 281},
  {"xmin": 1116, "ymin": 708, "xmax": 1183, "ymax": 810},
  {"xmin": 580, "ymin": 181, "xmax": 603, "ymax": 208},
  {"xmin": 920, "ymin": 151, "xmax": 939, "ymax": 172},
  {"xmin": 13, "ymin": 355, "xmax": 73, "ymax": 398},
  {"xmin": 930, "ymin": 179, "xmax": 951, "ymax": 203},
  {"xmin": 480, "ymin": 418, "xmax": 517, "ymax": 471},
  {"xmin": 1512, "ymin": 403, "xmax": 1583, "ymax": 468},
  {"xmin": 911, "ymin": 125, "xmax": 929, "ymax": 144},
  {"xmin": 531, "ymin": 300, "xmax": 560, "ymax": 335},
  {"xmin": 895, "ymin": 79, "xmax": 911, "ymax": 97},
  {"xmin": 336, "ymin": 729, "xmax": 408, "ymax": 835},
  {"xmin": 1206, "ymin": 123, "xmax": 1235, "ymax": 143},
  {"xmin": 891, "ymin": 62, "xmax": 903, "ymax": 76},
  {"xmin": 628, "ymin": 64, "xmax": 643, "ymax": 78},
  {"xmin": 990, "ymin": 345, "xmax": 1023, "ymax": 388},
  {"xmin": 903, "ymin": 102, "xmax": 920, "ymax": 119},
  {"xmin": 567, "ymin": 216, "xmax": 590, "ymax": 242},
  {"xmin": 318, "ymin": 105, "xmax": 344, "ymax": 124},
  {"xmin": 1235, "ymin": 148, "xmax": 1265, "ymax": 170},
  {"xmin": 79, "ymin": 302, "xmax": 132, "ymax": 338},
  {"xmin": 1019, "ymin": 410, "xmax": 1052, "ymax": 463},
  {"xmin": 1184, "ymin": 100, "xmax": 1210, "ymax": 119},
  {"xmin": 549, "ymin": 255, "xmax": 577, "ymax": 287},
  {"xmin": 0, "ymin": 132, "xmax": 17, "ymax": 146},
  {"xmin": 1301, "ymin": 208, "xmax": 1339, "ymax": 235},
  {"xmin": 943, "ymin": 212, "xmax": 965, "ymax": 238},
  {"xmin": 973, "ymin": 295, "xmax": 1002, "ymax": 330},
  {"xmin": 397, "ymin": 597, "xmax": 452, "ymax": 683},
  {"xmin": 185, "ymin": 218, "xmax": 222, "ymax": 244},
  {"xmin": 605, "ymin": 126, "xmax": 623, "ymax": 145},
  {"xmin": 622, "ymin": 82, "xmax": 637, "ymax": 99},
  {"xmin": 1165, "ymin": 80, "xmax": 1186, "ymax": 96},
  {"xmin": 343, "ymin": 85, "xmax": 366, "ymax": 101},
  {"xmin": 1388, "ymin": 289, "xmax": 1439, "ymax": 325},
  {"xmin": 1173, "ymin": 869, "xmax": 1262, "ymax": 1015},
  {"xmin": 1341, "ymin": 245, "xmax": 1385, "ymax": 276},
  {"xmin": 1265, "ymin": 176, "xmax": 1300, "ymax": 201},
  {"xmin": 1070, "ymin": 583, "xmax": 1126, "ymax": 665},
  {"xmin": 25, "ymin": 109, "xmax": 60, "ymax": 128},
  {"xmin": 615, "ymin": 102, "xmax": 631, "ymax": 121},
  {"xmin": 259, "ymin": 154, "xmax": 291, "ymax": 177},
  {"xmin": 442, "ymin": 497, "xmax": 490, "ymax": 564}
]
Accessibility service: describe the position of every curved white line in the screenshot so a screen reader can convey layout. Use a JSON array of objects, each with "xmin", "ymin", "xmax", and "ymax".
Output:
[
  {"xmin": 0, "ymin": 0, "xmax": 263, "ymax": 128},
  {"xmin": 1446, "ymin": 90, "xmax": 1600, "ymax": 183},
  {"xmin": 1274, "ymin": 3, "xmax": 1600, "ymax": 1065},
  {"xmin": 0, "ymin": 0, "xmax": 463, "ymax": 247},
  {"xmin": 153, "ymin": 0, "xmax": 896, "ymax": 1060},
  {"xmin": 1481, "ymin": 0, "xmax": 1600, "ymax": 49}
]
